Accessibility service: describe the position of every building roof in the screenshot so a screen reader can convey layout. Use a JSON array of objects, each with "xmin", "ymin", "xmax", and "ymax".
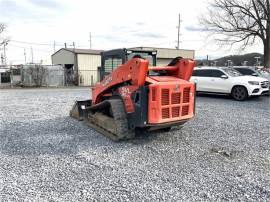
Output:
[
  {"xmin": 52, "ymin": 48, "xmax": 103, "ymax": 56},
  {"xmin": 65, "ymin": 48, "xmax": 103, "ymax": 54},
  {"xmin": 130, "ymin": 47, "xmax": 195, "ymax": 52}
]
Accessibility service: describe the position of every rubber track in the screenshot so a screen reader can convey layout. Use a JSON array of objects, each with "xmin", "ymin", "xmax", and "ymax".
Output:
[{"xmin": 87, "ymin": 99, "xmax": 135, "ymax": 141}]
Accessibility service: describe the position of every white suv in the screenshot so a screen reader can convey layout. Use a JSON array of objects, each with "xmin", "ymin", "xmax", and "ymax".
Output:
[{"xmin": 190, "ymin": 67, "xmax": 269, "ymax": 101}]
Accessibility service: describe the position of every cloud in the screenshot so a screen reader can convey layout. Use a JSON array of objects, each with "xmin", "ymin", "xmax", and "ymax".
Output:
[
  {"xmin": 95, "ymin": 35, "xmax": 128, "ymax": 43},
  {"xmin": 0, "ymin": 0, "xmax": 24, "ymax": 17},
  {"xmin": 133, "ymin": 32, "xmax": 165, "ymax": 39},
  {"xmin": 185, "ymin": 25, "xmax": 208, "ymax": 32},
  {"xmin": 135, "ymin": 22, "xmax": 145, "ymax": 26},
  {"xmin": 0, "ymin": 0, "xmax": 65, "ymax": 23},
  {"xmin": 29, "ymin": 0, "xmax": 63, "ymax": 8}
]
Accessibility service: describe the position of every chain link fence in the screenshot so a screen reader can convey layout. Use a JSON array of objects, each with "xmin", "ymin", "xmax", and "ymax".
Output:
[{"xmin": 0, "ymin": 65, "xmax": 100, "ymax": 88}]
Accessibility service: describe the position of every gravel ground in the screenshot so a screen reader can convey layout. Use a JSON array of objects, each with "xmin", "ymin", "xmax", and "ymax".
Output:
[{"xmin": 0, "ymin": 88, "xmax": 269, "ymax": 201}]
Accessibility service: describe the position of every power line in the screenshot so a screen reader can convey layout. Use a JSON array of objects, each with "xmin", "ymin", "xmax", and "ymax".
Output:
[
  {"xmin": 8, "ymin": 44, "xmax": 52, "ymax": 53},
  {"xmin": 10, "ymin": 40, "xmax": 54, "ymax": 46}
]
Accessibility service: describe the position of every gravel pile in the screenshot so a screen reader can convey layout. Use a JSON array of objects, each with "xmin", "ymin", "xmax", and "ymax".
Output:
[{"xmin": 0, "ymin": 88, "xmax": 269, "ymax": 201}]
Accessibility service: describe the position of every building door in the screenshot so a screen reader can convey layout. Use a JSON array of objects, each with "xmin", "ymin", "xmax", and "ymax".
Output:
[{"xmin": 64, "ymin": 64, "xmax": 75, "ymax": 86}]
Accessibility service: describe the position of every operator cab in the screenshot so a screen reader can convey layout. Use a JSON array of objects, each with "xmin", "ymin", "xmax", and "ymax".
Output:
[{"xmin": 99, "ymin": 48, "xmax": 157, "ymax": 80}]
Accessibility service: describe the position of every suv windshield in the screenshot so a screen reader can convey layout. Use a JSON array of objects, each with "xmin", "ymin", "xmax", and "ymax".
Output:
[
  {"xmin": 234, "ymin": 68, "xmax": 258, "ymax": 76},
  {"xmin": 222, "ymin": 68, "xmax": 242, "ymax": 77}
]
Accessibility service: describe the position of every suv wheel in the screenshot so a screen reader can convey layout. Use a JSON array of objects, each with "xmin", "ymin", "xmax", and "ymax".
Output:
[{"xmin": 231, "ymin": 86, "xmax": 248, "ymax": 101}]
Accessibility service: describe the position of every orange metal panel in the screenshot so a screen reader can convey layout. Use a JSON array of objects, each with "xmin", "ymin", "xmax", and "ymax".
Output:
[{"xmin": 148, "ymin": 79, "xmax": 195, "ymax": 124}]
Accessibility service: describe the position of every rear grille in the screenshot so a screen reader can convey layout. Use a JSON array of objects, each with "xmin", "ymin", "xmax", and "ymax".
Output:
[
  {"xmin": 261, "ymin": 81, "xmax": 269, "ymax": 88},
  {"xmin": 152, "ymin": 88, "xmax": 156, "ymax": 101},
  {"xmin": 161, "ymin": 89, "xmax": 169, "ymax": 105},
  {"xmin": 172, "ymin": 107, "xmax": 180, "ymax": 118},
  {"xmin": 181, "ymin": 106, "xmax": 189, "ymax": 116},
  {"xmin": 171, "ymin": 93, "xmax": 181, "ymax": 104},
  {"xmin": 183, "ymin": 88, "xmax": 190, "ymax": 103},
  {"xmin": 149, "ymin": 85, "xmax": 193, "ymax": 122},
  {"xmin": 162, "ymin": 108, "xmax": 170, "ymax": 119}
]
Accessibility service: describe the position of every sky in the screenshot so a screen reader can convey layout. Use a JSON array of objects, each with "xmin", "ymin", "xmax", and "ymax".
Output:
[{"xmin": 0, "ymin": 0, "xmax": 264, "ymax": 65}]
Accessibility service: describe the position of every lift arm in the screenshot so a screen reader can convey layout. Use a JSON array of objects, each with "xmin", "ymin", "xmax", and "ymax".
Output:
[{"xmin": 92, "ymin": 58, "xmax": 149, "ymax": 104}]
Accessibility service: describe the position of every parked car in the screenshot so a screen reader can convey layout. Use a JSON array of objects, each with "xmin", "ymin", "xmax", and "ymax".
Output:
[
  {"xmin": 232, "ymin": 66, "xmax": 270, "ymax": 80},
  {"xmin": 190, "ymin": 66, "xmax": 269, "ymax": 101},
  {"xmin": 232, "ymin": 66, "xmax": 270, "ymax": 95},
  {"xmin": 258, "ymin": 69, "xmax": 270, "ymax": 81}
]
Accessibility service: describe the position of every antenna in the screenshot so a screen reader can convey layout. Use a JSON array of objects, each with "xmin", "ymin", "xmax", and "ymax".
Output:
[
  {"xmin": 31, "ymin": 46, "xmax": 33, "ymax": 63},
  {"xmin": 24, "ymin": 48, "xmax": 26, "ymax": 64},
  {"xmin": 89, "ymin": 32, "xmax": 92, "ymax": 49}
]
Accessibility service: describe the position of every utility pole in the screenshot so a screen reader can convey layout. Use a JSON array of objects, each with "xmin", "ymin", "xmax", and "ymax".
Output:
[
  {"xmin": 254, "ymin": 56, "xmax": 261, "ymax": 66},
  {"xmin": 24, "ymin": 49, "xmax": 26, "ymax": 65},
  {"xmin": 176, "ymin": 13, "xmax": 181, "ymax": 49},
  {"xmin": 0, "ymin": 53, "xmax": 3, "ymax": 65},
  {"xmin": 31, "ymin": 46, "xmax": 33, "ymax": 64},
  {"xmin": 89, "ymin": 32, "xmax": 92, "ymax": 49},
  {"xmin": 72, "ymin": 42, "xmax": 75, "ymax": 49},
  {"xmin": 53, "ymin": 41, "xmax": 56, "ymax": 53},
  {"xmin": 227, "ymin": 60, "xmax": 232, "ymax": 67},
  {"xmin": 3, "ymin": 40, "xmax": 7, "ymax": 65}
]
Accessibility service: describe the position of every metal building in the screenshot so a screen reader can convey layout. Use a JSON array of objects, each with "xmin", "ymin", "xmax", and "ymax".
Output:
[
  {"xmin": 51, "ymin": 47, "xmax": 195, "ymax": 86},
  {"xmin": 130, "ymin": 47, "xmax": 195, "ymax": 66},
  {"xmin": 51, "ymin": 48, "xmax": 102, "ymax": 86}
]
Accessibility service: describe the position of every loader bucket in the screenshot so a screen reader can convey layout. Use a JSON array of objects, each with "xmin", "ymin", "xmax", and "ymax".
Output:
[{"xmin": 69, "ymin": 100, "xmax": 92, "ymax": 121}]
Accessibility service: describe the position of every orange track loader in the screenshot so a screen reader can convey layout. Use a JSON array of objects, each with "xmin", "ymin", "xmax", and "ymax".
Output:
[{"xmin": 70, "ymin": 48, "xmax": 196, "ymax": 141}]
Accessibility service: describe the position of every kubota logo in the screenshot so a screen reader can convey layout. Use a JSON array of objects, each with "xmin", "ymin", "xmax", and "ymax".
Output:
[
  {"xmin": 102, "ymin": 75, "xmax": 112, "ymax": 86},
  {"xmin": 120, "ymin": 87, "xmax": 130, "ymax": 97},
  {"xmin": 174, "ymin": 84, "xmax": 180, "ymax": 92}
]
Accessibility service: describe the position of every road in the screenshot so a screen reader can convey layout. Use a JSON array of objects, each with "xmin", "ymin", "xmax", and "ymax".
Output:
[{"xmin": 0, "ymin": 88, "xmax": 269, "ymax": 201}]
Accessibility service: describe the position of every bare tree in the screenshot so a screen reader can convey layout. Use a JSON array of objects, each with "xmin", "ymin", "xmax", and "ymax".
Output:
[
  {"xmin": 201, "ymin": 0, "xmax": 270, "ymax": 68},
  {"xmin": 0, "ymin": 23, "xmax": 5, "ymax": 33},
  {"xmin": 0, "ymin": 23, "xmax": 6, "ymax": 42},
  {"xmin": 27, "ymin": 65, "xmax": 47, "ymax": 87}
]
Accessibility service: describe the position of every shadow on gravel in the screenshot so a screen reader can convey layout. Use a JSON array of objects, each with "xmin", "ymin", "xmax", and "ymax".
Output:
[
  {"xmin": 197, "ymin": 93, "xmax": 269, "ymax": 102},
  {"xmin": 1, "ymin": 116, "xmax": 184, "ymax": 156},
  {"xmin": 129, "ymin": 126, "xmax": 185, "ymax": 145}
]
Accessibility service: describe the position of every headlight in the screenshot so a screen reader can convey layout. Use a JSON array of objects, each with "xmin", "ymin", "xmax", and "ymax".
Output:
[{"xmin": 248, "ymin": 81, "xmax": 260, "ymax": 85}]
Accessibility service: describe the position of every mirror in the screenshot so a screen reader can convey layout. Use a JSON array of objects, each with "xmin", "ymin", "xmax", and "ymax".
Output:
[
  {"xmin": 252, "ymin": 73, "xmax": 258, "ymax": 76},
  {"xmin": 220, "ymin": 75, "xmax": 228, "ymax": 79}
]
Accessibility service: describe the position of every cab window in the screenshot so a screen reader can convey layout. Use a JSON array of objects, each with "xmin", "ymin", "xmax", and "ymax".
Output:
[
  {"xmin": 127, "ymin": 52, "xmax": 154, "ymax": 66},
  {"xmin": 104, "ymin": 57, "xmax": 122, "ymax": 73}
]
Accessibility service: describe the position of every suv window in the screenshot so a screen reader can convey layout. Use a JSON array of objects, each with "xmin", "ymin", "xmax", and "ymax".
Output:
[
  {"xmin": 210, "ymin": 69, "xmax": 225, "ymax": 77},
  {"xmin": 234, "ymin": 68, "xmax": 257, "ymax": 76},
  {"xmin": 192, "ymin": 69, "xmax": 224, "ymax": 77},
  {"xmin": 192, "ymin": 69, "xmax": 210, "ymax": 77}
]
